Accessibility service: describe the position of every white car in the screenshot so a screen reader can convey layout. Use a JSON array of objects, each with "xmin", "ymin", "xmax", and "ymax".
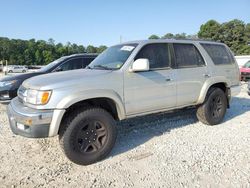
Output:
[{"xmin": 3, "ymin": 65, "xmax": 28, "ymax": 73}]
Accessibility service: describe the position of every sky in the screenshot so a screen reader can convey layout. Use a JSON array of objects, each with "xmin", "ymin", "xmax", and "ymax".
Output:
[{"xmin": 0, "ymin": 0, "xmax": 249, "ymax": 47}]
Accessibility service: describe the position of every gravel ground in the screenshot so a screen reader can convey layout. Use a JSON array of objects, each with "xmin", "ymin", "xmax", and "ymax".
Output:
[{"xmin": 0, "ymin": 83, "xmax": 249, "ymax": 188}]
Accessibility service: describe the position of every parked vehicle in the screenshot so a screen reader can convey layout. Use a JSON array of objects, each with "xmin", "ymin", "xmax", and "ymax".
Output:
[
  {"xmin": 240, "ymin": 61, "xmax": 250, "ymax": 81},
  {"xmin": 3, "ymin": 65, "xmax": 28, "ymax": 73},
  {"xmin": 7, "ymin": 40, "xmax": 240, "ymax": 165},
  {"xmin": 0, "ymin": 54, "xmax": 97, "ymax": 101}
]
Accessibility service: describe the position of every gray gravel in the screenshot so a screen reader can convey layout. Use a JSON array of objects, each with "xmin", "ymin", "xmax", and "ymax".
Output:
[{"xmin": 0, "ymin": 83, "xmax": 249, "ymax": 188}]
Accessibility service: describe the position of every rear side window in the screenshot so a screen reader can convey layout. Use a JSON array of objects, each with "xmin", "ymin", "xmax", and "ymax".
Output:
[
  {"xmin": 201, "ymin": 43, "xmax": 233, "ymax": 65},
  {"xmin": 135, "ymin": 43, "xmax": 171, "ymax": 69},
  {"xmin": 58, "ymin": 58, "xmax": 83, "ymax": 71},
  {"xmin": 173, "ymin": 43, "xmax": 205, "ymax": 68}
]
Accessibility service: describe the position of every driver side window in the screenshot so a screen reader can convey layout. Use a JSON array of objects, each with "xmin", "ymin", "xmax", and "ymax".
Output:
[{"xmin": 135, "ymin": 43, "xmax": 171, "ymax": 69}]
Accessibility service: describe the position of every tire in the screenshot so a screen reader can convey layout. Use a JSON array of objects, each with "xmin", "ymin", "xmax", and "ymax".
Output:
[
  {"xmin": 8, "ymin": 70, "xmax": 13, "ymax": 73},
  {"xmin": 59, "ymin": 107, "xmax": 117, "ymax": 165},
  {"xmin": 196, "ymin": 88, "xmax": 227, "ymax": 125},
  {"xmin": 22, "ymin": 70, "xmax": 26, "ymax": 73}
]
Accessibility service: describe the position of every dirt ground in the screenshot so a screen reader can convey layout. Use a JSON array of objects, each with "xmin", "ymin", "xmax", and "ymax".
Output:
[{"xmin": 0, "ymin": 82, "xmax": 249, "ymax": 188}]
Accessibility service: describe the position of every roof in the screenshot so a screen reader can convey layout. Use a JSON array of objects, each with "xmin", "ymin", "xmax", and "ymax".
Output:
[
  {"xmin": 67, "ymin": 53, "xmax": 99, "ymax": 57},
  {"xmin": 121, "ymin": 39, "xmax": 223, "ymax": 46}
]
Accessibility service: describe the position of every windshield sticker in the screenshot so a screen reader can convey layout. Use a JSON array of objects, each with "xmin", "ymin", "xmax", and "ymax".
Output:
[{"xmin": 120, "ymin": 46, "xmax": 135, "ymax": 51}]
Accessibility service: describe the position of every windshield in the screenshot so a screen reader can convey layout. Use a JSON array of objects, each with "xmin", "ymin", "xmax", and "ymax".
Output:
[
  {"xmin": 243, "ymin": 61, "xmax": 250, "ymax": 68},
  {"xmin": 39, "ymin": 57, "xmax": 67, "ymax": 72},
  {"xmin": 88, "ymin": 43, "xmax": 138, "ymax": 70}
]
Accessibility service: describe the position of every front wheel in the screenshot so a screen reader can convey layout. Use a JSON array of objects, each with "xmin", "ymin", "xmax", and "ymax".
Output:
[
  {"xmin": 196, "ymin": 88, "xmax": 227, "ymax": 125},
  {"xmin": 59, "ymin": 107, "xmax": 117, "ymax": 165}
]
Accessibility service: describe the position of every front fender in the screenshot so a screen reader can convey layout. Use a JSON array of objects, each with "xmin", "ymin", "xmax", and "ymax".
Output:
[
  {"xmin": 197, "ymin": 76, "xmax": 229, "ymax": 104},
  {"xmin": 56, "ymin": 89, "xmax": 126, "ymax": 120}
]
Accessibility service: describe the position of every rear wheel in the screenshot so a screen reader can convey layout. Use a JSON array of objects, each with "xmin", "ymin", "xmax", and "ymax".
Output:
[
  {"xmin": 59, "ymin": 107, "xmax": 117, "ymax": 165},
  {"xmin": 8, "ymin": 70, "xmax": 13, "ymax": 73},
  {"xmin": 196, "ymin": 88, "xmax": 227, "ymax": 125}
]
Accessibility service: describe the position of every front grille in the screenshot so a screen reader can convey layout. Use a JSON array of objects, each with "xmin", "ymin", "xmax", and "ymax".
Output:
[{"xmin": 18, "ymin": 85, "xmax": 27, "ymax": 103}]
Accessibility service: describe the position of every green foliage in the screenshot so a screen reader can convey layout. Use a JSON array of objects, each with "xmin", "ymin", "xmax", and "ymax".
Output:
[
  {"xmin": 198, "ymin": 19, "xmax": 250, "ymax": 55},
  {"xmin": 198, "ymin": 20, "xmax": 220, "ymax": 40},
  {"xmin": 150, "ymin": 33, "xmax": 197, "ymax": 40},
  {"xmin": 148, "ymin": 35, "xmax": 160, "ymax": 39},
  {"xmin": 162, "ymin": 33, "xmax": 174, "ymax": 39},
  {"xmin": 149, "ymin": 19, "xmax": 250, "ymax": 55},
  {"xmin": 0, "ymin": 38, "xmax": 104, "ymax": 65},
  {"xmin": 86, "ymin": 45, "xmax": 97, "ymax": 53}
]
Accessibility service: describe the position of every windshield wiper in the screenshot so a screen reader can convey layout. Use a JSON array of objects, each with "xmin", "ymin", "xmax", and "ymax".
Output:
[
  {"xmin": 93, "ymin": 65, "xmax": 115, "ymax": 70},
  {"xmin": 85, "ymin": 65, "xmax": 92, "ymax": 69}
]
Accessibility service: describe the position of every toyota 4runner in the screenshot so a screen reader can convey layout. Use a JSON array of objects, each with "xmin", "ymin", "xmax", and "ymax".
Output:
[{"xmin": 7, "ymin": 39, "xmax": 241, "ymax": 165}]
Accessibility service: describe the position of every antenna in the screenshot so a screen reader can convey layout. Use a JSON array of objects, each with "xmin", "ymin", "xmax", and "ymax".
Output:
[{"xmin": 120, "ymin": 35, "xmax": 122, "ymax": 43}]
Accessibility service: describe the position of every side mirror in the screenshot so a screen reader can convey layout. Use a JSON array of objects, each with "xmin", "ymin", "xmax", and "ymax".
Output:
[{"xmin": 130, "ymin": 58, "xmax": 149, "ymax": 72}]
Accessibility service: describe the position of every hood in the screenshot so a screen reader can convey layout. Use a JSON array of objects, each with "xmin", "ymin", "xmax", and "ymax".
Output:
[
  {"xmin": 0, "ymin": 72, "xmax": 43, "ymax": 82},
  {"xmin": 22, "ymin": 69, "xmax": 113, "ymax": 90},
  {"xmin": 240, "ymin": 67, "xmax": 250, "ymax": 73}
]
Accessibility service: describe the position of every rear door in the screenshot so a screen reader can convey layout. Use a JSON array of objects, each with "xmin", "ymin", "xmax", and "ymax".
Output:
[{"xmin": 173, "ymin": 43, "xmax": 208, "ymax": 106}]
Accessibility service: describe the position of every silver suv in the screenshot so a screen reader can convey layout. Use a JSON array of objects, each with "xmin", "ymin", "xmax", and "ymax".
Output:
[{"xmin": 7, "ymin": 39, "xmax": 241, "ymax": 165}]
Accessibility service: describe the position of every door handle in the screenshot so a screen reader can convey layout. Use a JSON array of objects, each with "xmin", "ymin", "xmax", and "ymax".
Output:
[
  {"xmin": 165, "ymin": 78, "xmax": 173, "ymax": 82},
  {"xmin": 203, "ymin": 74, "xmax": 211, "ymax": 78}
]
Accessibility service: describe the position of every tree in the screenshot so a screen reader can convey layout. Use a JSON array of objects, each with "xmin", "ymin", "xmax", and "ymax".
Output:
[
  {"xmin": 97, "ymin": 45, "xmax": 107, "ymax": 53},
  {"xmin": 162, "ymin": 33, "xmax": 174, "ymax": 39},
  {"xmin": 0, "ymin": 37, "xmax": 106, "ymax": 65},
  {"xmin": 198, "ymin": 19, "xmax": 250, "ymax": 55},
  {"xmin": 86, "ymin": 45, "xmax": 97, "ymax": 53},
  {"xmin": 148, "ymin": 35, "xmax": 160, "ymax": 39},
  {"xmin": 198, "ymin": 20, "xmax": 220, "ymax": 40},
  {"xmin": 48, "ymin": 38, "xmax": 55, "ymax": 46},
  {"xmin": 174, "ymin": 33, "xmax": 187, "ymax": 39}
]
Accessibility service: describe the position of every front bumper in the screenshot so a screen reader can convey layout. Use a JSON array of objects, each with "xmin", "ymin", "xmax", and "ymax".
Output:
[{"xmin": 7, "ymin": 98, "xmax": 54, "ymax": 138}]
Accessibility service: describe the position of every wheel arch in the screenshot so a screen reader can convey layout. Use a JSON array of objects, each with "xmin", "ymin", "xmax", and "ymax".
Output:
[
  {"xmin": 197, "ymin": 79, "xmax": 229, "ymax": 105},
  {"xmin": 49, "ymin": 90, "xmax": 126, "ymax": 136}
]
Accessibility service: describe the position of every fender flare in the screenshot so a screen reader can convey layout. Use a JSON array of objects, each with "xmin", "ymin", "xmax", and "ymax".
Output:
[
  {"xmin": 197, "ymin": 77, "xmax": 229, "ymax": 104},
  {"xmin": 56, "ymin": 89, "xmax": 126, "ymax": 120}
]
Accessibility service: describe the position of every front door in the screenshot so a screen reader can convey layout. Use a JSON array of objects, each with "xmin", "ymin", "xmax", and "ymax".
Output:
[{"xmin": 124, "ymin": 43, "xmax": 177, "ymax": 116}]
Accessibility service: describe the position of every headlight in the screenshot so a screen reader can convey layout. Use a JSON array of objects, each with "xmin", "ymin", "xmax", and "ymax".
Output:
[
  {"xmin": 25, "ymin": 89, "xmax": 52, "ymax": 105},
  {"xmin": 0, "ymin": 80, "xmax": 17, "ymax": 87}
]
